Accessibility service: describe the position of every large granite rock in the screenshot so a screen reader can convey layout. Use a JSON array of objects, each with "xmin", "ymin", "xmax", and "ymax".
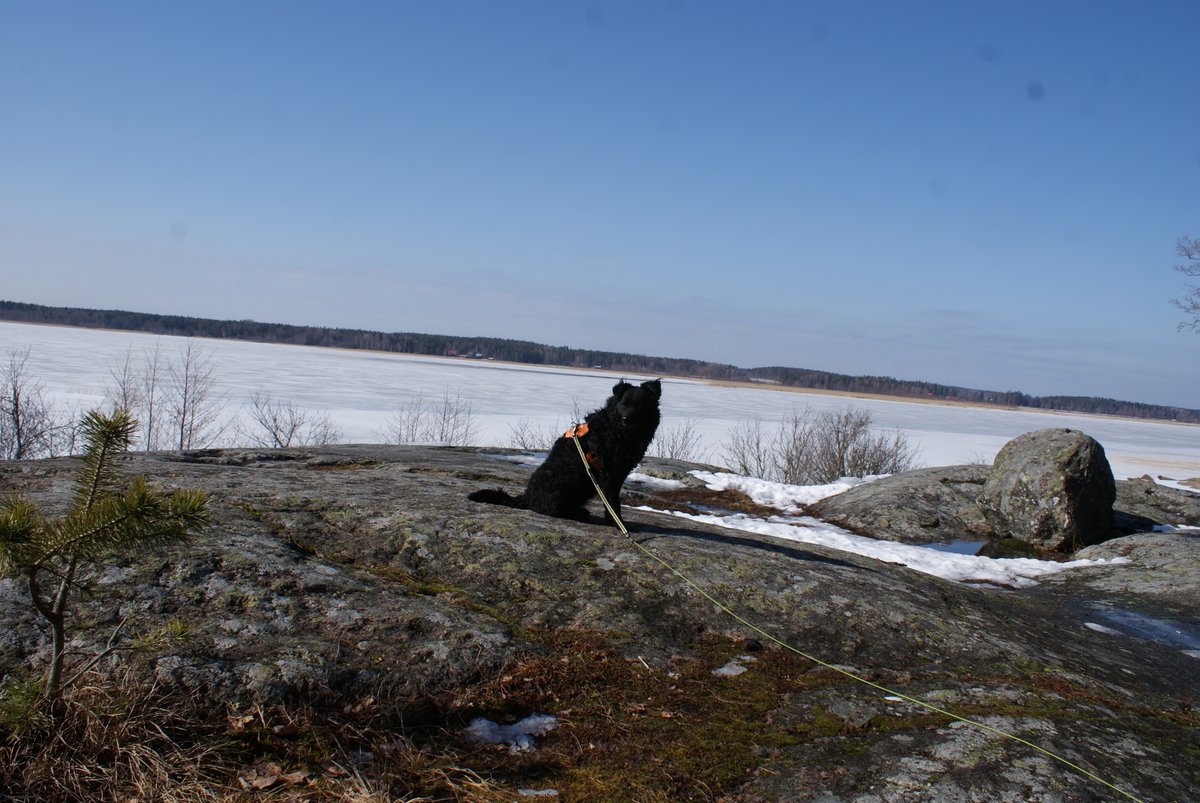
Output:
[{"xmin": 978, "ymin": 428, "xmax": 1116, "ymax": 551}]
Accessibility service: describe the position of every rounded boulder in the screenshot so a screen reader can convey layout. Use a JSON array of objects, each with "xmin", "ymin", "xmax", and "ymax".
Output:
[{"xmin": 979, "ymin": 428, "xmax": 1116, "ymax": 552}]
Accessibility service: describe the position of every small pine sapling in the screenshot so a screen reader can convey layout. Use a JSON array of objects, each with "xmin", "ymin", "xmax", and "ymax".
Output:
[{"xmin": 0, "ymin": 409, "xmax": 209, "ymax": 711}]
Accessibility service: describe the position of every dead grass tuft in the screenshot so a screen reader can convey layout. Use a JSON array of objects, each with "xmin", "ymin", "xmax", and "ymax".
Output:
[{"xmin": 0, "ymin": 668, "xmax": 229, "ymax": 802}]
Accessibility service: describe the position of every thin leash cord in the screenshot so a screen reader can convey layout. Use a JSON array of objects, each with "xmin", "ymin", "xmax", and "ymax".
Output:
[{"xmin": 570, "ymin": 435, "xmax": 1144, "ymax": 803}]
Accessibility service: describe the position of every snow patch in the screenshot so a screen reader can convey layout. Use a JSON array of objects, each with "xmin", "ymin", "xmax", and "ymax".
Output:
[
  {"xmin": 464, "ymin": 714, "xmax": 558, "ymax": 752},
  {"xmin": 1152, "ymin": 524, "xmax": 1200, "ymax": 534},
  {"xmin": 638, "ymin": 506, "xmax": 1129, "ymax": 589},
  {"xmin": 689, "ymin": 471, "xmax": 869, "ymax": 511},
  {"xmin": 712, "ymin": 654, "xmax": 757, "ymax": 677},
  {"xmin": 628, "ymin": 471, "xmax": 688, "ymax": 490},
  {"xmin": 1084, "ymin": 622, "xmax": 1122, "ymax": 636}
]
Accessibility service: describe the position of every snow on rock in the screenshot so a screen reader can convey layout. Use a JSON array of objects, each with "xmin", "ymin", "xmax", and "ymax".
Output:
[
  {"xmin": 464, "ymin": 714, "xmax": 558, "ymax": 752},
  {"xmin": 712, "ymin": 654, "xmax": 758, "ymax": 677},
  {"xmin": 628, "ymin": 471, "xmax": 687, "ymax": 491},
  {"xmin": 639, "ymin": 507, "xmax": 1129, "ymax": 589},
  {"xmin": 1084, "ymin": 622, "xmax": 1122, "ymax": 636},
  {"xmin": 689, "ymin": 471, "xmax": 872, "ymax": 511}
]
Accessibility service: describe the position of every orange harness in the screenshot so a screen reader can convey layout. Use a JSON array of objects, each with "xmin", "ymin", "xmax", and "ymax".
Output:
[{"xmin": 564, "ymin": 423, "xmax": 601, "ymax": 469}]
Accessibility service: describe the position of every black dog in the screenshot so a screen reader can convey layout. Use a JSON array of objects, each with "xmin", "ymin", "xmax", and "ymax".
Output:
[{"xmin": 469, "ymin": 379, "xmax": 661, "ymax": 525}]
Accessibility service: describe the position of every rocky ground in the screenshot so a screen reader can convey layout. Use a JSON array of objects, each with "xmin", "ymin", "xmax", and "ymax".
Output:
[{"xmin": 1, "ymin": 444, "xmax": 1197, "ymax": 801}]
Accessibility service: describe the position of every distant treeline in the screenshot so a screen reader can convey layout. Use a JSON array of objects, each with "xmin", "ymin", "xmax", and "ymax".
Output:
[
  {"xmin": 749, "ymin": 367, "xmax": 1199, "ymax": 423},
  {"xmin": 3, "ymin": 300, "xmax": 1197, "ymax": 424}
]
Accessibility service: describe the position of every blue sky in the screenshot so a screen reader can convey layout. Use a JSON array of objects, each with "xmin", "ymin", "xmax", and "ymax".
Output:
[{"xmin": 2, "ymin": 1, "xmax": 1197, "ymax": 407}]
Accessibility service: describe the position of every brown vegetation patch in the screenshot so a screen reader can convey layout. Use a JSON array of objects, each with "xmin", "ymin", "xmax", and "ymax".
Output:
[
  {"xmin": 448, "ymin": 631, "xmax": 822, "ymax": 800},
  {"xmin": 635, "ymin": 485, "xmax": 791, "ymax": 519},
  {"xmin": 0, "ymin": 669, "xmax": 232, "ymax": 802},
  {"xmin": 0, "ymin": 633, "xmax": 825, "ymax": 801},
  {"xmin": 304, "ymin": 461, "xmax": 380, "ymax": 471}
]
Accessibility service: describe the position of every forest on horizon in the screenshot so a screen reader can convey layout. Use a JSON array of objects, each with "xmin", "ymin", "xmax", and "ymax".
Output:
[{"xmin": 2, "ymin": 299, "xmax": 1196, "ymax": 424}]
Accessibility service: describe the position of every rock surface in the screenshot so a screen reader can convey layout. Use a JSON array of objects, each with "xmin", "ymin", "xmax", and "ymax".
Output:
[
  {"xmin": 1113, "ymin": 474, "xmax": 1200, "ymax": 532},
  {"xmin": 1039, "ymin": 531, "xmax": 1200, "ymax": 619},
  {"xmin": 1, "ymin": 445, "xmax": 1197, "ymax": 801},
  {"xmin": 978, "ymin": 428, "xmax": 1117, "ymax": 551},
  {"xmin": 808, "ymin": 464, "xmax": 993, "ymax": 545}
]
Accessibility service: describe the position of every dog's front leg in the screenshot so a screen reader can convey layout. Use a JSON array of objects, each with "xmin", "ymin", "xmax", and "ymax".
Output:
[{"xmin": 602, "ymin": 480, "xmax": 624, "ymax": 527}]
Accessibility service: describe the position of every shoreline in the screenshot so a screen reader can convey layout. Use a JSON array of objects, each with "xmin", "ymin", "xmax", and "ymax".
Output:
[{"xmin": 691, "ymin": 374, "xmax": 1200, "ymax": 428}]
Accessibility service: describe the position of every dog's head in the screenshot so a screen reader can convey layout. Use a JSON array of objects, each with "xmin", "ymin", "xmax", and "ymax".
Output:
[{"xmin": 609, "ymin": 379, "xmax": 662, "ymax": 425}]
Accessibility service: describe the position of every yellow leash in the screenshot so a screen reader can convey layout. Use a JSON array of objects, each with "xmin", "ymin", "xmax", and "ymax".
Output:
[{"xmin": 570, "ymin": 434, "xmax": 1144, "ymax": 803}]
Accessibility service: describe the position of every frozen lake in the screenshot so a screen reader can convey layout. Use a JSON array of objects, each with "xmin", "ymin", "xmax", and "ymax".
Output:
[{"xmin": 3, "ymin": 321, "xmax": 1198, "ymax": 482}]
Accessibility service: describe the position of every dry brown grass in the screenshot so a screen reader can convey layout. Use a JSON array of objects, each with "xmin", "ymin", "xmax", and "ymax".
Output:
[
  {"xmin": 0, "ymin": 669, "xmax": 230, "ymax": 802},
  {"xmin": 1, "ymin": 631, "xmax": 835, "ymax": 801},
  {"xmin": 0, "ymin": 666, "xmax": 515, "ymax": 802}
]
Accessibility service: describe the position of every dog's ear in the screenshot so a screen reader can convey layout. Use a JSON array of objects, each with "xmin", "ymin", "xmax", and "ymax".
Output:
[
  {"xmin": 612, "ymin": 380, "xmax": 633, "ymax": 396},
  {"xmin": 642, "ymin": 379, "xmax": 662, "ymax": 397}
]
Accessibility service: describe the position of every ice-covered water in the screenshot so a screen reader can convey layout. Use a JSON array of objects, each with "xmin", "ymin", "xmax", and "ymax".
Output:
[{"xmin": 4, "ymin": 320, "xmax": 1199, "ymax": 481}]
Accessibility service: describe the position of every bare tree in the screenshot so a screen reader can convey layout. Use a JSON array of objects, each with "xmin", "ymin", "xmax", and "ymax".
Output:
[
  {"xmin": 45, "ymin": 400, "xmax": 85, "ymax": 457},
  {"xmin": 304, "ymin": 411, "xmax": 343, "ymax": 447},
  {"xmin": 722, "ymin": 406, "xmax": 919, "ymax": 484},
  {"xmin": 0, "ymin": 348, "xmax": 63, "ymax": 460},
  {"xmin": 104, "ymin": 341, "xmax": 174, "ymax": 451},
  {"xmin": 801, "ymin": 408, "xmax": 919, "ymax": 483},
  {"xmin": 1172, "ymin": 235, "xmax": 1200, "ymax": 333},
  {"xmin": 242, "ymin": 391, "xmax": 342, "ymax": 447},
  {"xmin": 508, "ymin": 418, "xmax": 559, "ymax": 451},
  {"xmin": 722, "ymin": 417, "xmax": 775, "ymax": 479},
  {"xmin": 427, "ymin": 388, "xmax": 478, "ymax": 446},
  {"xmin": 140, "ymin": 341, "xmax": 167, "ymax": 450},
  {"xmin": 105, "ymin": 347, "xmax": 145, "ymax": 415},
  {"xmin": 650, "ymin": 418, "xmax": 710, "ymax": 463},
  {"xmin": 382, "ymin": 387, "xmax": 477, "ymax": 446},
  {"xmin": 770, "ymin": 409, "xmax": 818, "ymax": 484},
  {"xmin": 166, "ymin": 342, "xmax": 228, "ymax": 450},
  {"xmin": 504, "ymin": 401, "xmax": 595, "ymax": 451},
  {"xmin": 381, "ymin": 392, "xmax": 429, "ymax": 445}
]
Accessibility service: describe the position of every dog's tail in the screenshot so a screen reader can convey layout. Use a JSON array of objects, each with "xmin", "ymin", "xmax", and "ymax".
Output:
[{"xmin": 467, "ymin": 488, "xmax": 529, "ymax": 509}]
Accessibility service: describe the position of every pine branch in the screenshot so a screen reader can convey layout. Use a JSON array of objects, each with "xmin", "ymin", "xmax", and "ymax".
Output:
[
  {"xmin": 71, "ymin": 409, "xmax": 137, "ymax": 514},
  {"xmin": 36, "ymin": 480, "xmax": 208, "ymax": 570},
  {"xmin": 0, "ymin": 495, "xmax": 43, "ymax": 571}
]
